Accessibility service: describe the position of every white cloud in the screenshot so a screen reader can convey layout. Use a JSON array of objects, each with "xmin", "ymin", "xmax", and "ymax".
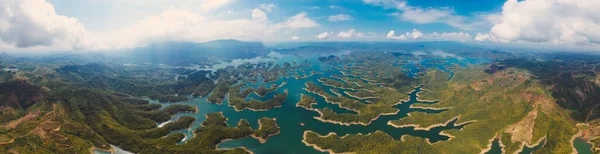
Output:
[
  {"xmin": 431, "ymin": 50, "xmax": 457, "ymax": 58},
  {"xmin": 291, "ymin": 36, "xmax": 299, "ymax": 40},
  {"xmin": 362, "ymin": 0, "xmax": 406, "ymax": 10},
  {"xmin": 410, "ymin": 29, "xmax": 423, "ymax": 39},
  {"xmin": 258, "ymin": 3, "xmax": 277, "ymax": 12},
  {"xmin": 316, "ymin": 32, "xmax": 330, "ymax": 39},
  {"xmin": 328, "ymin": 14, "xmax": 353, "ymax": 22},
  {"xmin": 387, "ymin": 31, "xmax": 406, "ymax": 40},
  {"xmin": 476, "ymin": 0, "xmax": 600, "ymax": 47},
  {"xmin": 329, "ymin": 5, "xmax": 342, "ymax": 9},
  {"xmin": 0, "ymin": 0, "xmax": 320, "ymax": 51},
  {"xmin": 474, "ymin": 33, "xmax": 493, "ymax": 42},
  {"xmin": 397, "ymin": 7, "xmax": 451, "ymax": 24},
  {"xmin": 0, "ymin": 0, "xmax": 98, "ymax": 50},
  {"xmin": 200, "ymin": 0, "xmax": 232, "ymax": 11},
  {"xmin": 387, "ymin": 29, "xmax": 471, "ymax": 41},
  {"xmin": 429, "ymin": 32, "xmax": 472, "ymax": 41},
  {"xmin": 337, "ymin": 29, "xmax": 364, "ymax": 39},
  {"xmin": 251, "ymin": 8, "xmax": 268, "ymax": 21},
  {"xmin": 275, "ymin": 12, "xmax": 319, "ymax": 29},
  {"xmin": 386, "ymin": 29, "xmax": 422, "ymax": 40},
  {"xmin": 366, "ymin": 0, "xmax": 485, "ymax": 30},
  {"xmin": 310, "ymin": 6, "xmax": 321, "ymax": 9}
]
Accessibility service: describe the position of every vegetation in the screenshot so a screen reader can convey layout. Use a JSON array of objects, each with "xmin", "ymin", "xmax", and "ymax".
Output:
[
  {"xmin": 1, "ymin": 42, "xmax": 597, "ymax": 153},
  {"xmin": 303, "ymin": 130, "xmax": 437, "ymax": 154},
  {"xmin": 303, "ymin": 65, "xmax": 578, "ymax": 153},
  {"xmin": 305, "ymin": 82, "xmax": 398, "ymax": 125},
  {"xmin": 254, "ymin": 83, "xmax": 283, "ymax": 97},
  {"xmin": 207, "ymin": 78, "xmax": 231, "ymax": 104},
  {"xmin": 252, "ymin": 118, "xmax": 280, "ymax": 143},
  {"xmin": 228, "ymin": 83, "xmax": 288, "ymax": 111},
  {"xmin": 296, "ymin": 94, "xmax": 317, "ymax": 110}
]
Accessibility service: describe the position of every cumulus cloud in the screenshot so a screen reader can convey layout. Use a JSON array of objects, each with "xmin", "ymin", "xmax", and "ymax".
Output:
[
  {"xmin": 251, "ymin": 8, "xmax": 268, "ymax": 21},
  {"xmin": 366, "ymin": 0, "xmax": 485, "ymax": 30},
  {"xmin": 291, "ymin": 36, "xmax": 299, "ymax": 40},
  {"xmin": 475, "ymin": 0, "xmax": 600, "ymax": 46},
  {"xmin": 275, "ymin": 12, "xmax": 319, "ymax": 29},
  {"xmin": 396, "ymin": 7, "xmax": 450, "ymax": 24},
  {"xmin": 474, "ymin": 33, "xmax": 493, "ymax": 42},
  {"xmin": 386, "ymin": 31, "xmax": 406, "ymax": 40},
  {"xmin": 362, "ymin": 0, "xmax": 406, "ymax": 10},
  {"xmin": 337, "ymin": 29, "xmax": 364, "ymax": 39},
  {"xmin": 316, "ymin": 32, "xmax": 331, "ymax": 39},
  {"xmin": 0, "ymin": 0, "xmax": 320, "ymax": 51},
  {"xmin": 429, "ymin": 32, "xmax": 472, "ymax": 41},
  {"xmin": 387, "ymin": 29, "xmax": 471, "ymax": 41},
  {"xmin": 0, "ymin": 0, "xmax": 98, "ymax": 49},
  {"xmin": 386, "ymin": 29, "xmax": 422, "ymax": 40},
  {"xmin": 328, "ymin": 14, "xmax": 353, "ymax": 22},
  {"xmin": 200, "ymin": 0, "xmax": 232, "ymax": 11},
  {"xmin": 258, "ymin": 3, "xmax": 277, "ymax": 12}
]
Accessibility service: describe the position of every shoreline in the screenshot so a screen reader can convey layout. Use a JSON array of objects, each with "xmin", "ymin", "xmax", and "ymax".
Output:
[
  {"xmin": 571, "ymin": 123, "xmax": 594, "ymax": 154},
  {"xmin": 296, "ymin": 94, "xmax": 317, "ymax": 110},
  {"xmin": 156, "ymin": 105, "xmax": 199, "ymax": 128},
  {"xmin": 230, "ymin": 90, "xmax": 288, "ymax": 112},
  {"xmin": 313, "ymin": 109, "xmax": 399, "ymax": 126},
  {"xmin": 89, "ymin": 146, "xmax": 115, "ymax": 154},
  {"xmin": 253, "ymin": 81, "xmax": 288, "ymax": 97},
  {"xmin": 387, "ymin": 115, "xmax": 476, "ymax": 131},
  {"xmin": 301, "ymin": 131, "xmax": 356, "ymax": 154},
  {"xmin": 304, "ymin": 84, "xmax": 362, "ymax": 113},
  {"xmin": 304, "ymin": 87, "xmax": 361, "ymax": 113},
  {"xmin": 514, "ymin": 135, "xmax": 547, "ymax": 154},
  {"xmin": 414, "ymin": 90, "xmax": 441, "ymax": 103},
  {"xmin": 330, "ymin": 75, "xmax": 365, "ymax": 87},
  {"xmin": 343, "ymin": 91, "xmax": 379, "ymax": 100},
  {"xmin": 251, "ymin": 118, "xmax": 280, "ymax": 144},
  {"xmin": 330, "ymin": 89, "xmax": 342, "ymax": 97},
  {"xmin": 409, "ymin": 105, "xmax": 449, "ymax": 111},
  {"xmin": 216, "ymin": 138, "xmax": 255, "ymax": 154},
  {"xmin": 479, "ymin": 134, "xmax": 501, "ymax": 154},
  {"xmin": 388, "ymin": 116, "xmax": 476, "ymax": 145},
  {"xmin": 304, "ymin": 83, "xmax": 400, "ymax": 126},
  {"xmin": 318, "ymin": 78, "xmax": 373, "ymax": 92}
]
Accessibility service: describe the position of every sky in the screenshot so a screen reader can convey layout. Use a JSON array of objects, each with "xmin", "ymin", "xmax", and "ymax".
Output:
[{"xmin": 0, "ymin": 0, "xmax": 599, "ymax": 52}]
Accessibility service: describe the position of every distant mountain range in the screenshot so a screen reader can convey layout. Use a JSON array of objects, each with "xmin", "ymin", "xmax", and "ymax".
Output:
[{"xmin": 122, "ymin": 39, "xmax": 268, "ymax": 65}]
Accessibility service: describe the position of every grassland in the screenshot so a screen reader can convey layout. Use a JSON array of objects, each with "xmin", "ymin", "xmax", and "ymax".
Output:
[
  {"xmin": 304, "ymin": 82, "xmax": 399, "ymax": 126},
  {"xmin": 303, "ymin": 66, "xmax": 578, "ymax": 154}
]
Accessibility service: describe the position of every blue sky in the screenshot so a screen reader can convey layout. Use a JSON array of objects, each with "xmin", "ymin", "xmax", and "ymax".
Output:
[
  {"xmin": 0, "ymin": 0, "xmax": 599, "ymax": 51},
  {"xmin": 47, "ymin": 0, "xmax": 502, "ymax": 33}
]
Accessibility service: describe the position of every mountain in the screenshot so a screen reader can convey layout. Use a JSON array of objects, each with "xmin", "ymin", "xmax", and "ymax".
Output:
[
  {"xmin": 123, "ymin": 39, "xmax": 267, "ymax": 65},
  {"xmin": 0, "ymin": 78, "xmax": 46, "ymax": 123}
]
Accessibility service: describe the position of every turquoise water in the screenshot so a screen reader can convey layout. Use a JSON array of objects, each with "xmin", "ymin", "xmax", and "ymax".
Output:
[
  {"xmin": 574, "ymin": 137, "xmax": 593, "ymax": 154},
  {"xmin": 485, "ymin": 138, "xmax": 503, "ymax": 154},
  {"xmin": 519, "ymin": 139, "xmax": 546, "ymax": 154},
  {"xmin": 92, "ymin": 145, "xmax": 133, "ymax": 154},
  {"xmin": 148, "ymin": 53, "xmax": 493, "ymax": 153},
  {"xmin": 485, "ymin": 138, "xmax": 546, "ymax": 154}
]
